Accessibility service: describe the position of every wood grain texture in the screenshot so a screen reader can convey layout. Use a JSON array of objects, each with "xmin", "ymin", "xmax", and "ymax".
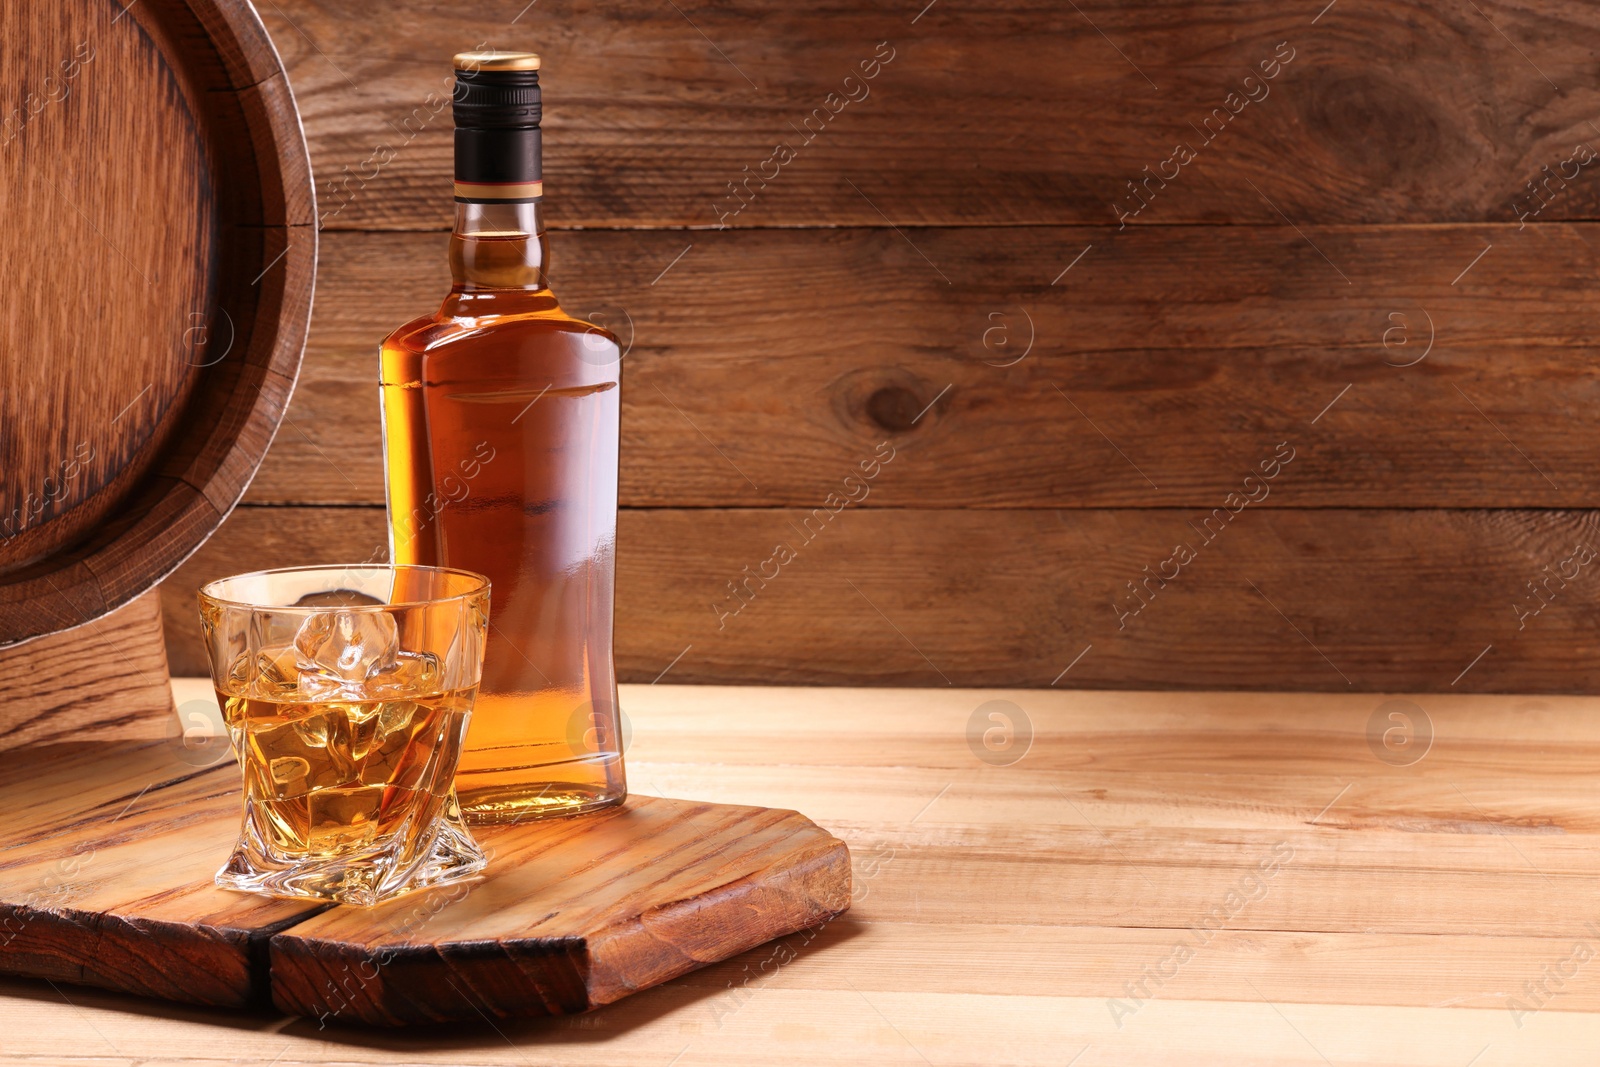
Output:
[
  {"xmin": 243, "ymin": 224, "xmax": 1600, "ymax": 510},
  {"xmin": 258, "ymin": 0, "xmax": 1600, "ymax": 229},
  {"xmin": 0, "ymin": 741, "xmax": 319, "ymax": 1008},
  {"xmin": 167, "ymin": 0, "xmax": 1600, "ymax": 693},
  {"xmin": 270, "ymin": 797, "xmax": 849, "ymax": 1026},
  {"xmin": 0, "ymin": 590, "xmax": 173, "ymax": 751},
  {"xmin": 0, "ymin": 0, "xmax": 213, "ymax": 574},
  {"xmin": 8, "ymin": 679, "xmax": 1600, "ymax": 1061},
  {"xmin": 0, "ymin": 735, "xmax": 848, "ymax": 1026},
  {"xmin": 159, "ymin": 504, "xmax": 1600, "ymax": 691},
  {"xmin": 0, "ymin": 0, "xmax": 314, "ymax": 645}
]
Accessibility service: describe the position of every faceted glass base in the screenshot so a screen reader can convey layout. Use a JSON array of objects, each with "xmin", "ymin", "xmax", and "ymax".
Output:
[{"xmin": 216, "ymin": 796, "xmax": 487, "ymax": 907}]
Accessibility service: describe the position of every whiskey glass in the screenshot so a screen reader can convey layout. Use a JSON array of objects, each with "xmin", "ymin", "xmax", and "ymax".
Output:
[{"xmin": 198, "ymin": 565, "xmax": 490, "ymax": 906}]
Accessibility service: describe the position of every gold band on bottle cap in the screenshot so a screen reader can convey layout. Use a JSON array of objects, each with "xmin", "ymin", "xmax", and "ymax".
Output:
[
  {"xmin": 454, "ymin": 51, "xmax": 541, "ymax": 72},
  {"xmin": 453, "ymin": 179, "xmax": 544, "ymax": 202}
]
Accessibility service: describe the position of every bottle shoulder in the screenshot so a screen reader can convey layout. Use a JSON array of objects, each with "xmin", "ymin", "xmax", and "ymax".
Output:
[
  {"xmin": 386, "ymin": 294, "xmax": 617, "ymax": 346},
  {"xmin": 380, "ymin": 291, "xmax": 622, "ymax": 385}
]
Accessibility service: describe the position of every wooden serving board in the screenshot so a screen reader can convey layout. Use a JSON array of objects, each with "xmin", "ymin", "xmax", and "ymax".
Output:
[{"xmin": 0, "ymin": 741, "xmax": 850, "ymax": 1026}]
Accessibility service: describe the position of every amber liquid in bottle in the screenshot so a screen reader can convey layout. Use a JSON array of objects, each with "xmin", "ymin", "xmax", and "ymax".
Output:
[{"xmin": 379, "ymin": 198, "xmax": 626, "ymax": 821}]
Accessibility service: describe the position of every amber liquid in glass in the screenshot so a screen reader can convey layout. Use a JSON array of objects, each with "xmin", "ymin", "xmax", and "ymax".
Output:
[
  {"xmin": 379, "ymin": 202, "xmax": 626, "ymax": 822},
  {"xmin": 221, "ymin": 685, "xmax": 474, "ymax": 857}
]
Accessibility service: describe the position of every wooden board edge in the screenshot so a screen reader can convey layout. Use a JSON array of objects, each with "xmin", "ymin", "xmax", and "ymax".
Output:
[
  {"xmin": 267, "ymin": 931, "xmax": 593, "ymax": 1027},
  {"xmin": 0, "ymin": 903, "xmax": 257, "ymax": 1008},
  {"xmin": 584, "ymin": 822, "xmax": 853, "ymax": 1008},
  {"xmin": 266, "ymin": 812, "xmax": 852, "ymax": 1027}
]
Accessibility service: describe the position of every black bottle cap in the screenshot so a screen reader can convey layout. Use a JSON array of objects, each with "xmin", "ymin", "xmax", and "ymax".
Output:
[{"xmin": 453, "ymin": 51, "xmax": 541, "ymax": 129}]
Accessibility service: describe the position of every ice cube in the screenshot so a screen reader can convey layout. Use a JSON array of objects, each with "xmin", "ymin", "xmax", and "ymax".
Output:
[
  {"xmin": 365, "ymin": 651, "xmax": 441, "ymax": 698},
  {"xmin": 376, "ymin": 700, "xmax": 415, "ymax": 737},
  {"xmin": 346, "ymin": 700, "xmax": 384, "ymax": 726},
  {"xmin": 293, "ymin": 714, "xmax": 330, "ymax": 749},
  {"xmin": 269, "ymin": 756, "xmax": 311, "ymax": 786},
  {"xmin": 226, "ymin": 652, "xmax": 252, "ymax": 695},
  {"xmin": 295, "ymin": 672, "xmax": 363, "ymax": 702},
  {"xmin": 253, "ymin": 645, "xmax": 301, "ymax": 698},
  {"xmin": 293, "ymin": 609, "xmax": 399, "ymax": 694},
  {"xmin": 358, "ymin": 701, "xmax": 420, "ymax": 785}
]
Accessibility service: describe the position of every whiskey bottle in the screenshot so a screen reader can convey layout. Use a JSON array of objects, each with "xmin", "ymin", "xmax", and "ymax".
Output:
[{"xmin": 379, "ymin": 51, "xmax": 626, "ymax": 822}]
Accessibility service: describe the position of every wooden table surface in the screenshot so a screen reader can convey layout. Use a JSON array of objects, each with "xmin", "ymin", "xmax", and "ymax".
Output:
[{"xmin": 4, "ymin": 679, "xmax": 1600, "ymax": 1065}]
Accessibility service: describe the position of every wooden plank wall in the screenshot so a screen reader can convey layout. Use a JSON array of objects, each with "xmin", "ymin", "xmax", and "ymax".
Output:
[{"xmin": 160, "ymin": 0, "xmax": 1600, "ymax": 691}]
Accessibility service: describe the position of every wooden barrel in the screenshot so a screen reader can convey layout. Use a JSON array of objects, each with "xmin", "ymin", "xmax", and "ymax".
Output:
[{"xmin": 0, "ymin": 0, "xmax": 315, "ymax": 646}]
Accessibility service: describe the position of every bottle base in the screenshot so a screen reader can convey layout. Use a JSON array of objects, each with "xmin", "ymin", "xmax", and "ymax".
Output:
[
  {"xmin": 455, "ymin": 749, "xmax": 627, "ymax": 825},
  {"xmin": 459, "ymin": 782, "xmax": 626, "ymax": 824}
]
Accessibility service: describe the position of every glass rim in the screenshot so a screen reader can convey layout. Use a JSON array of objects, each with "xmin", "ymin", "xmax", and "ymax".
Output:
[{"xmin": 197, "ymin": 563, "xmax": 490, "ymax": 612}]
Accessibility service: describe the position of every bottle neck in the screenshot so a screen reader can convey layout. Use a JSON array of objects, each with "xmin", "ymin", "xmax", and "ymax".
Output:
[{"xmin": 449, "ymin": 200, "xmax": 548, "ymax": 291}]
